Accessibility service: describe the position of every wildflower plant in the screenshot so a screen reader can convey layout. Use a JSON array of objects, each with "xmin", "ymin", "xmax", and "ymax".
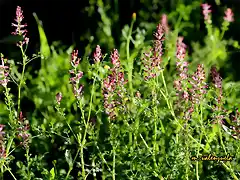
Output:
[{"xmin": 0, "ymin": 2, "xmax": 240, "ymax": 180}]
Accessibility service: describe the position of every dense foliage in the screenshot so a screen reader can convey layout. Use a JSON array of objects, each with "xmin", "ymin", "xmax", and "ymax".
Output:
[{"xmin": 0, "ymin": 1, "xmax": 240, "ymax": 179}]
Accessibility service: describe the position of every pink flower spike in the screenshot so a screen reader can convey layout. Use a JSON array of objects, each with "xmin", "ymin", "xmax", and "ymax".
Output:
[
  {"xmin": 71, "ymin": 50, "xmax": 81, "ymax": 67},
  {"xmin": 71, "ymin": 50, "xmax": 78, "ymax": 61},
  {"xmin": 111, "ymin": 49, "xmax": 120, "ymax": 68},
  {"xmin": 176, "ymin": 37, "xmax": 187, "ymax": 61},
  {"xmin": 15, "ymin": 6, "xmax": 24, "ymax": 22},
  {"xmin": 93, "ymin": 45, "xmax": 102, "ymax": 63},
  {"xmin": 161, "ymin": 14, "xmax": 169, "ymax": 34},
  {"xmin": 201, "ymin": 3, "xmax": 212, "ymax": 22},
  {"xmin": 0, "ymin": 56, "xmax": 9, "ymax": 87},
  {"xmin": 224, "ymin": 8, "xmax": 234, "ymax": 22},
  {"xmin": 12, "ymin": 6, "xmax": 29, "ymax": 46}
]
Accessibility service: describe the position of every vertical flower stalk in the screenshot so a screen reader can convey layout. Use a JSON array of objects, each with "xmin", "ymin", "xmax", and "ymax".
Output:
[
  {"xmin": 69, "ymin": 50, "xmax": 84, "ymax": 100},
  {"xmin": 69, "ymin": 50, "xmax": 85, "ymax": 179},
  {"xmin": 11, "ymin": 6, "xmax": 29, "ymax": 46},
  {"xmin": 0, "ymin": 55, "xmax": 9, "ymax": 88},
  {"xmin": 103, "ymin": 49, "xmax": 128, "ymax": 120},
  {"xmin": 174, "ymin": 37, "xmax": 188, "ymax": 100},
  {"xmin": 224, "ymin": 8, "xmax": 234, "ymax": 23},
  {"xmin": 93, "ymin": 45, "xmax": 102, "ymax": 64},
  {"xmin": 174, "ymin": 37, "xmax": 208, "ymax": 120},
  {"xmin": 103, "ymin": 49, "xmax": 128, "ymax": 180},
  {"xmin": 188, "ymin": 64, "xmax": 208, "ymax": 105},
  {"xmin": 142, "ymin": 21, "xmax": 167, "ymax": 168},
  {"xmin": 209, "ymin": 66, "xmax": 232, "ymax": 158},
  {"xmin": 86, "ymin": 45, "xmax": 103, "ymax": 122},
  {"xmin": 161, "ymin": 14, "xmax": 169, "ymax": 34},
  {"xmin": 142, "ymin": 22, "xmax": 165, "ymax": 80},
  {"xmin": 201, "ymin": 3, "xmax": 213, "ymax": 36},
  {"xmin": 174, "ymin": 37, "xmax": 192, "ymax": 119},
  {"xmin": 210, "ymin": 66, "xmax": 225, "ymax": 126},
  {"xmin": 221, "ymin": 8, "xmax": 234, "ymax": 39},
  {"xmin": 210, "ymin": 67, "xmax": 239, "ymax": 149},
  {"xmin": 11, "ymin": 6, "xmax": 29, "ymax": 114},
  {"xmin": 201, "ymin": 3, "xmax": 212, "ymax": 24},
  {"xmin": 210, "ymin": 66, "xmax": 223, "ymax": 106},
  {"xmin": 0, "ymin": 125, "xmax": 6, "ymax": 158},
  {"xmin": 17, "ymin": 112, "xmax": 30, "ymax": 148},
  {"xmin": 0, "ymin": 54, "xmax": 15, "ymax": 123}
]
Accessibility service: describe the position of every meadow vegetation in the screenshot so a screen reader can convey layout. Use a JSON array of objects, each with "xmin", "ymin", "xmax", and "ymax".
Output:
[{"xmin": 0, "ymin": 2, "xmax": 240, "ymax": 180}]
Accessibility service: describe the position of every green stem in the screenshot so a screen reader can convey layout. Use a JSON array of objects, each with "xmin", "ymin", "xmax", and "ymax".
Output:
[
  {"xmin": 196, "ymin": 134, "xmax": 202, "ymax": 180},
  {"xmin": 17, "ymin": 46, "xmax": 27, "ymax": 115},
  {"xmin": 185, "ymin": 122, "xmax": 189, "ymax": 179},
  {"xmin": 65, "ymin": 167, "xmax": 72, "ymax": 180},
  {"xmin": 26, "ymin": 148, "xmax": 31, "ymax": 180},
  {"xmin": 4, "ymin": 88, "xmax": 14, "ymax": 126},
  {"xmin": 78, "ymin": 66, "xmax": 99, "ymax": 178},
  {"xmin": 3, "ymin": 165, "xmax": 16, "ymax": 180},
  {"xmin": 80, "ymin": 145, "xmax": 85, "ymax": 179},
  {"xmin": 65, "ymin": 149, "xmax": 79, "ymax": 180},
  {"xmin": 112, "ymin": 146, "xmax": 116, "ymax": 180},
  {"xmin": 159, "ymin": 72, "xmax": 207, "ymax": 151},
  {"xmin": 152, "ymin": 80, "xmax": 158, "ymax": 169},
  {"xmin": 196, "ymin": 103, "xmax": 204, "ymax": 180},
  {"xmin": 221, "ymin": 162, "xmax": 238, "ymax": 180},
  {"xmin": 219, "ymin": 124, "xmax": 227, "ymax": 154},
  {"xmin": 134, "ymin": 117, "xmax": 140, "ymax": 148},
  {"xmin": 220, "ymin": 22, "xmax": 229, "ymax": 40},
  {"xmin": 126, "ymin": 17, "xmax": 135, "ymax": 99}
]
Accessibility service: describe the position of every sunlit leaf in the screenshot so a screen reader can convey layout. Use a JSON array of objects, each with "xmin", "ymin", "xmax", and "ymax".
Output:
[{"xmin": 33, "ymin": 12, "xmax": 51, "ymax": 58}]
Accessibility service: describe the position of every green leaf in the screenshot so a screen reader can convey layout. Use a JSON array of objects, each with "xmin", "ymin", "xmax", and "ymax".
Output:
[
  {"xmin": 50, "ymin": 167, "xmax": 55, "ymax": 180},
  {"xmin": 33, "ymin": 12, "xmax": 51, "ymax": 58}
]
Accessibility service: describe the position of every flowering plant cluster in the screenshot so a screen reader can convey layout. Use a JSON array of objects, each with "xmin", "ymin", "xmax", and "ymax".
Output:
[
  {"xmin": 103, "ymin": 49, "xmax": 128, "ymax": 119},
  {"xmin": 0, "ymin": 2, "xmax": 239, "ymax": 180}
]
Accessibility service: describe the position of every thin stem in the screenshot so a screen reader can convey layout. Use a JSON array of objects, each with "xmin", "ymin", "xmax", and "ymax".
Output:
[
  {"xmin": 26, "ymin": 148, "xmax": 31, "ymax": 180},
  {"xmin": 134, "ymin": 116, "xmax": 140, "ymax": 149},
  {"xmin": 96, "ymin": 145, "xmax": 111, "ymax": 172},
  {"xmin": 126, "ymin": 17, "xmax": 136, "ymax": 99},
  {"xmin": 221, "ymin": 162, "xmax": 238, "ymax": 180},
  {"xmin": 152, "ymin": 79, "xmax": 159, "ymax": 169},
  {"xmin": 112, "ymin": 147, "xmax": 116, "ymax": 180},
  {"xmin": 66, "ymin": 149, "xmax": 79, "ymax": 180},
  {"xmin": 3, "ymin": 165, "xmax": 16, "ymax": 180},
  {"xmin": 65, "ymin": 167, "xmax": 73, "ymax": 180},
  {"xmin": 160, "ymin": 70, "xmax": 207, "ymax": 151},
  {"xmin": 196, "ymin": 103, "xmax": 204, "ymax": 180},
  {"xmin": 78, "ymin": 66, "xmax": 99, "ymax": 178},
  {"xmin": 219, "ymin": 124, "xmax": 227, "ymax": 155},
  {"xmin": 80, "ymin": 145, "xmax": 86, "ymax": 178},
  {"xmin": 139, "ymin": 134, "xmax": 151, "ymax": 151},
  {"xmin": 17, "ymin": 45, "xmax": 27, "ymax": 115},
  {"xmin": 185, "ymin": 120, "xmax": 189, "ymax": 179},
  {"xmin": 4, "ymin": 87, "xmax": 14, "ymax": 125}
]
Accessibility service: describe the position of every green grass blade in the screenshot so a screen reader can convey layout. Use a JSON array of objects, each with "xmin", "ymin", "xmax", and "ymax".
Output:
[{"xmin": 33, "ymin": 12, "xmax": 51, "ymax": 58}]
